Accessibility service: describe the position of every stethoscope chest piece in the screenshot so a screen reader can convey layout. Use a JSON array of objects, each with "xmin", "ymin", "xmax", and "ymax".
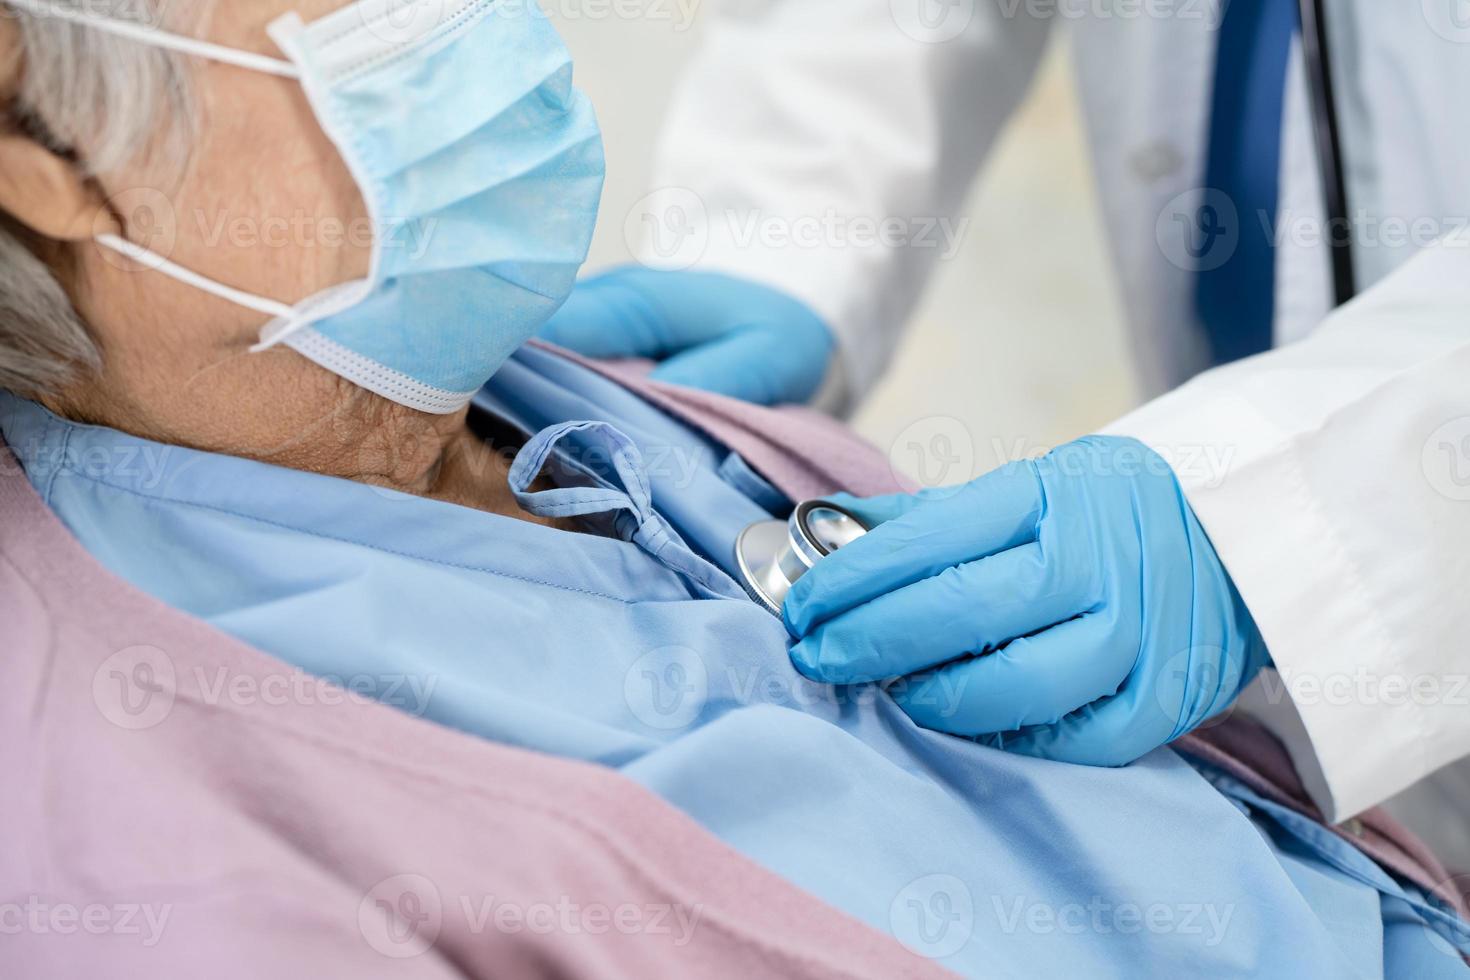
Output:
[{"xmin": 735, "ymin": 499, "xmax": 871, "ymax": 615}]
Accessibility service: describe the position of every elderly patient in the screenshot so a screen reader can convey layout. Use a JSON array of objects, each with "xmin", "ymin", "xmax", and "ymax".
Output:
[{"xmin": 1, "ymin": 3, "xmax": 1466, "ymax": 977}]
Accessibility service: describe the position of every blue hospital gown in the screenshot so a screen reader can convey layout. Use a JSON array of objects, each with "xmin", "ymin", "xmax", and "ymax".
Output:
[{"xmin": 2, "ymin": 347, "xmax": 1466, "ymax": 978}]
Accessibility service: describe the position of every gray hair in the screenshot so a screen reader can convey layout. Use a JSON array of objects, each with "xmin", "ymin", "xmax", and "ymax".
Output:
[{"xmin": 1, "ymin": 0, "xmax": 200, "ymax": 400}]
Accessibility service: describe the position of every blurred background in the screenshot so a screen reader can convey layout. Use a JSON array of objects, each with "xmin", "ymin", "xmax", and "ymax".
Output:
[{"xmin": 555, "ymin": 11, "xmax": 1140, "ymax": 483}]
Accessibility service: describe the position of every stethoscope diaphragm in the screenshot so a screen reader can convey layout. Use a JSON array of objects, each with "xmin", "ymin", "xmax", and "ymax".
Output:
[{"xmin": 735, "ymin": 499, "xmax": 871, "ymax": 615}]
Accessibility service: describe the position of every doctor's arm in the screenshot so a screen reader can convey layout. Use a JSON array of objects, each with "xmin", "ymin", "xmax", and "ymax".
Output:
[
  {"xmin": 540, "ymin": 0, "xmax": 1054, "ymax": 403},
  {"xmin": 1102, "ymin": 243, "xmax": 1470, "ymax": 821}
]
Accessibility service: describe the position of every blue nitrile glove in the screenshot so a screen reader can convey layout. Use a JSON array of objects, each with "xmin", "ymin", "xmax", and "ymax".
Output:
[
  {"xmin": 784, "ymin": 436, "xmax": 1270, "ymax": 767},
  {"xmin": 537, "ymin": 266, "xmax": 834, "ymax": 405}
]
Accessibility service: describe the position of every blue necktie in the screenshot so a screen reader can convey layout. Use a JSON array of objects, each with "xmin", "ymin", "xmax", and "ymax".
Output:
[{"xmin": 1196, "ymin": 0, "xmax": 1299, "ymax": 365}]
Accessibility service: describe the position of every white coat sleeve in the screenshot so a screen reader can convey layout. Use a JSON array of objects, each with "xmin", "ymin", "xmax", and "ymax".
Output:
[
  {"xmin": 641, "ymin": 0, "xmax": 1054, "ymax": 395},
  {"xmin": 1106, "ymin": 242, "xmax": 1470, "ymax": 821}
]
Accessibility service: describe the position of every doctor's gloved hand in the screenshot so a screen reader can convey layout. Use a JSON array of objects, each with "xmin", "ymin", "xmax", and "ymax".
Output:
[
  {"xmin": 537, "ymin": 266, "xmax": 834, "ymax": 406},
  {"xmin": 784, "ymin": 436, "xmax": 1270, "ymax": 767}
]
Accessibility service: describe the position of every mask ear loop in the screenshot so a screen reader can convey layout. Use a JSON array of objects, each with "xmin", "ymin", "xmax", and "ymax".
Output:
[
  {"xmin": 95, "ymin": 234, "xmax": 298, "ymax": 323},
  {"xmin": 3, "ymin": 0, "xmax": 302, "ymax": 78}
]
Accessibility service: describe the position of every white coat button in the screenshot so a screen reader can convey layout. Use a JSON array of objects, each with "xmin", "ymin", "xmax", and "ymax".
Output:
[{"xmin": 1129, "ymin": 141, "xmax": 1184, "ymax": 183}]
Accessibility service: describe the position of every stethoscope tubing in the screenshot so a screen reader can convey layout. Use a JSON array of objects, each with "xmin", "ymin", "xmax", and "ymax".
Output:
[{"xmin": 1298, "ymin": 0, "xmax": 1356, "ymax": 307}]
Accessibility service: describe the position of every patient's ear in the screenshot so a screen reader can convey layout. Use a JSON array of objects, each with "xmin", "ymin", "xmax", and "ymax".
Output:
[
  {"xmin": 0, "ymin": 16, "xmax": 15, "ymax": 102},
  {"xmin": 0, "ymin": 131, "xmax": 116, "ymax": 241},
  {"xmin": 0, "ymin": 21, "xmax": 115, "ymax": 242}
]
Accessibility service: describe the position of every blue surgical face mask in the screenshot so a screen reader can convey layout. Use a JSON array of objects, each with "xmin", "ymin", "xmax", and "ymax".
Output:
[{"xmin": 13, "ymin": 0, "xmax": 606, "ymax": 414}]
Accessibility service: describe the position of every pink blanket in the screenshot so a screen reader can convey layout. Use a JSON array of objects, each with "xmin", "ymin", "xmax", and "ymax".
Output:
[{"xmin": 1, "ymin": 437, "xmax": 948, "ymax": 977}]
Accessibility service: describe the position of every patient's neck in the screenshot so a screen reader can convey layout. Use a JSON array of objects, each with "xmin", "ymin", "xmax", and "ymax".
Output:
[{"xmin": 48, "ymin": 351, "xmax": 573, "ymax": 529}]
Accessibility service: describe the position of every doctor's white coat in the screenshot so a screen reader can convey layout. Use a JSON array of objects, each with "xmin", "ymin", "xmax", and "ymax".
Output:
[{"xmin": 642, "ymin": 0, "xmax": 1470, "ymax": 835}]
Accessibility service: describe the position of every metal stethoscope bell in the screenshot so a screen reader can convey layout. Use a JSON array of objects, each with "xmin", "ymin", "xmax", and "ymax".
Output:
[{"xmin": 735, "ymin": 499, "xmax": 871, "ymax": 615}]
